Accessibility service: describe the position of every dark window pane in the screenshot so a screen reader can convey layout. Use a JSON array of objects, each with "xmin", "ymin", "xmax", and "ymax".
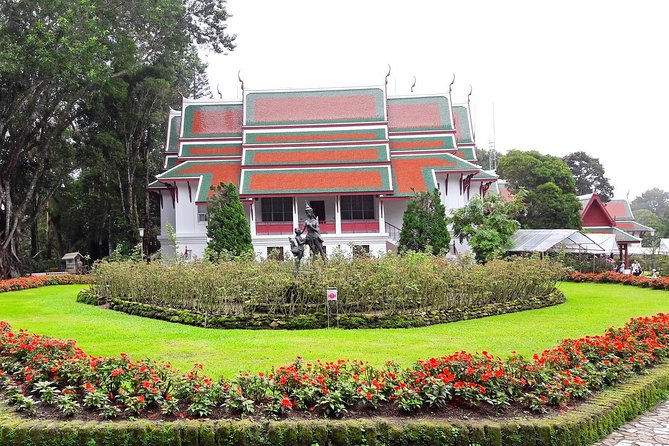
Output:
[
  {"xmin": 261, "ymin": 198, "xmax": 293, "ymax": 222},
  {"xmin": 341, "ymin": 195, "xmax": 374, "ymax": 220}
]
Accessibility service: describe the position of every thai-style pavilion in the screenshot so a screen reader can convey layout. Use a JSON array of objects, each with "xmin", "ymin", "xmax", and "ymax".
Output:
[
  {"xmin": 150, "ymin": 82, "xmax": 497, "ymax": 259},
  {"xmin": 579, "ymin": 193, "xmax": 655, "ymax": 268}
]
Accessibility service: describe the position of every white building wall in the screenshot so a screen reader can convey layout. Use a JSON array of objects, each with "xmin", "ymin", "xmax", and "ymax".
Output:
[
  {"xmin": 158, "ymin": 190, "xmax": 177, "ymax": 259},
  {"xmin": 253, "ymin": 234, "xmax": 389, "ymax": 259},
  {"xmin": 383, "ymin": 200, "xmax": 407, "ymax": 229},
  {"xmin": 173, "ymin": 182, "xmax": 208, "ymax": 258}
]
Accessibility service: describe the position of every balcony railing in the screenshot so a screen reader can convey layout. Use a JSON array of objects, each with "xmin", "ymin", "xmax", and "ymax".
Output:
[
  {"xmin": 341, "ymin": 219, "xmax": 380, "ymax": 233},
  {"xmin": 255, "ymin": 221, "xmax": 293, "ymax": 235},
  {"xmin": 257, "ymin": 220, "xmax": 380, "ymax": 235}
]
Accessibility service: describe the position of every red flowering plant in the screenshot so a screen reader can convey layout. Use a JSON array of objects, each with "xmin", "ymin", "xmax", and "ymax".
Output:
[
  {"xmin": 568, "ymin": 271, "xmax": 669, "ymax": 290},
  {"xmin": 2, "ymin": 314, "xmax": 669, "ymax": 420},
  {"xmin": 0, "ymin": 274, "xmax": 87, "ymax": 293}
]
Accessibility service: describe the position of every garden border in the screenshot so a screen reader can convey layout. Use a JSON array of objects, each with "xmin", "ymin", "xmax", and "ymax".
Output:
[
  {"xmin": 1, "ymin": 362, "xmax": 668, "ymax": 445},
  {"xmin": 78, "ymin": 290, "xmax": 566, "ymax": 329}
]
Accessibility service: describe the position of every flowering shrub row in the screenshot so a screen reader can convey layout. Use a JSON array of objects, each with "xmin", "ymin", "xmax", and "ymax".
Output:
[
  {"xmin": 568, "ymin": 271, "xmax": 669, "ymax": 290},
  {"xmin": 2, "ymin": 313, "xmax": 669, "ymax": 420},
  {"xmin": 0, "ymin": 274, "xmax": 87, "ymax": 293}
]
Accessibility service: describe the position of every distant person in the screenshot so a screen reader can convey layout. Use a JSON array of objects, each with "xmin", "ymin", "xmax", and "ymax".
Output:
[
  {"xmin": 618, "ymin": 262, "xmax": 626, "ymax": 274},
  {"xmin": 651, "ymin": 269, "xmax": 660, "ymax": 278},
  {"xmin": 606, "ymin": 254, "xmax": 616, "ymax": 271},
  {"xmin": 631, "ymin": 259, "xmax": 642, "ymax": 276}
]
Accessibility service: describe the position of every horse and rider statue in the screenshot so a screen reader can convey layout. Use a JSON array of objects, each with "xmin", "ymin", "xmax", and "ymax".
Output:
[{"xmin": 289, "ymin": 203, "xmax": 327, "ymax": 265}]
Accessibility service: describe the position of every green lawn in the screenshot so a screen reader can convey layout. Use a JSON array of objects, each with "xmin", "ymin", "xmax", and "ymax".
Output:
[{"xmin": 0, "ymin": 283, "xmax": 667, "ymax": 378}]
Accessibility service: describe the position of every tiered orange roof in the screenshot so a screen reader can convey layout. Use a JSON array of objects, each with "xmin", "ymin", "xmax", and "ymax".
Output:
[{"xmin": 153, "ymin": 84, "xmax": 494, "ymax": 199}]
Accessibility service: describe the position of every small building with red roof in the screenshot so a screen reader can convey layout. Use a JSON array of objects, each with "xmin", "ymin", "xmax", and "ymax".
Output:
[
  {"xmin": 579, "ymin": 193, "xmax": 654, "ymax": 268},
  {"xmin": 150, "ymin": 82, "xmax": 496, "ymax": 259}
]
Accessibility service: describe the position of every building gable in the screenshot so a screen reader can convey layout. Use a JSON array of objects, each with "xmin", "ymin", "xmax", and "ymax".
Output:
[{"xmin": 581, "ymin": 193, "xmax": 616, "ymax": 227}]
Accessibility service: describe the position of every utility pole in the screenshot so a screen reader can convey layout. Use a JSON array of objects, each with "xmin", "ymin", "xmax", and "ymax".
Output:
[{"xmin": 487, "ymin": 103, "xmax": 497, "ymax": 170}]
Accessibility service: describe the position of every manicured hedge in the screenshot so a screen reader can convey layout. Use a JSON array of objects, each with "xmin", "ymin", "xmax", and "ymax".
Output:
[
  {"xmin": 568, "ymin": 271, "xmax": 669, "ymax": 290},
  {"xmin": 82, "ymin": 290, "xmax": 566, "ymax": 329},
  {"xmin": 89, "ymin": 256, "xmax": 564, "ymax": 321},
  {"xmin": 1, "ymin": 362, "xmax": 669, "ymax": 445}
]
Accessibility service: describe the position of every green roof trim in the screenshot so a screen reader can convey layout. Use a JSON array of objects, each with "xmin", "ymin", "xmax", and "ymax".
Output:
[
  {"xmin": 615, "ymin": 220, "xmax": 655, "ymax": 233},
  {"xmin": 166, "ymin": 115, "xmax": 180, "ymax": 153},
  {"xmin": 390, "ymin": 153, "xmax": 482, "ymax": 197},
  {"xmin": 180, "ymin": 143, "xmax": 242, "ymax": 158},
  {"xmin": 243, "ymin": 145, "xmax": 389, "ymax": 166},
  {"xmin": 156, "ymin": 160, "xmax": 241, "ymax": 202},
  {"xmin": 583, "ymin": 226, "xmax": 641, "ymax": 243},
  {"xmin": 164, "ymin": 156, "xmax": 178, "ymax": 169},
  {"xmin": 245, "ymin": 88, "xmax": 385, "ymax": 126},
  {"xmin": 389, "ymin": 135, "xmax": 456, "ymax": 151},
  {"xmin": 453, "ymin": 106, "xmax": 473, "ymax": 144},
  {"xmin": 245, "ymin": 127, "xmax": 387, "ymax": 145},
  {"xmin": 182, "ymin": 103, "xmax": 243, "ymax": 139},
  {"xmin": 455, "ymin": 146, "xmax": 477, "ymax": 162},
  {"xmin": 240, "ymin": 166, "xmax": 393, "ymax": 195},
  {"xmin": 472, "ymin": 170, "xmax": 498, "ymax": 180},
  {"xmin": 387, "ymin": 96, "xmax": 453, "ymax": 132}
]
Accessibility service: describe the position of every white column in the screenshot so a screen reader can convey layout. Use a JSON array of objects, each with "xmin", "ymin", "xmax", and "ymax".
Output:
[
  {"xmin": 335, "ymin": 196, "xmax": 342, "ymax": 234},
  {"xmin": 292, "ymin": 197, "xmax": 299, "ymax": 231},
  {"xmin": 378, "ymin": 197, "xmax": 385, "ymax": 234},
  {"xmin": 250, "ymin": 199, "xmax": 257, "ymax": 237}
]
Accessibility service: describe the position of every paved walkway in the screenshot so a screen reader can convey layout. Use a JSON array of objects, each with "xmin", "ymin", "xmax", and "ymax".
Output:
[{"xmin": 594, "ymin": 399, "xmax": 669, "ymax": 445}]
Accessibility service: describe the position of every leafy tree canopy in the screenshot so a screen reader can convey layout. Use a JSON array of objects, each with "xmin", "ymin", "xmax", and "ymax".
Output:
[
  {"xmin": 398, "ymin": 189, "xmax": 450, "ymax": 254},
  {"xmin": 452, "ymin": 193, "xmax": 525, "ymax": 263},
  {"xmin": 631, "ymin": 188, "xmax": 669, "ymax": 218},
  {"xmin": 497, "ymin": 150, "xmax": 582, "ymax": 229},
  {"xmin": 0, "ymin": 0, "xmax": 235, "ymax": 276},
  {"xmin": 475, "ymin": 147, "xmax": 502, "ymax": 171},
  {"xmin": 563, "ymin": 151, "xmax": 614, "ymax": 202},
  {"xmin": 205, "ymin": 183, "xmax": 253, "ymax": 258}
]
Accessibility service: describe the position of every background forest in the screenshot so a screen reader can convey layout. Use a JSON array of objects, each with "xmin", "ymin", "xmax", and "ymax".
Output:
[{"xmin": 0, "ymin": 0, "xmax": 235, "ymax": 276}]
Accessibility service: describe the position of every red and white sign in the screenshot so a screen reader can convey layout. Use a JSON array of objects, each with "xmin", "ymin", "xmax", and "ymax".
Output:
[{"xmin": 326, "ymin": 288, "xmax": 338, "ymax": 301}]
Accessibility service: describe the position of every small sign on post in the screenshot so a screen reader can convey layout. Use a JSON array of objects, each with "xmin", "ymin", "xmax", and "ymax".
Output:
[{"xmin": 326, "ymin": 287, "xmax": 339, "ymax": 328}]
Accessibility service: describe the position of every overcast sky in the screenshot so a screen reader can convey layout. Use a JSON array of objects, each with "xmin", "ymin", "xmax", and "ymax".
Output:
[{"xmin": 204, "ymin": 0, "xmax": 668, "ymax": 201}]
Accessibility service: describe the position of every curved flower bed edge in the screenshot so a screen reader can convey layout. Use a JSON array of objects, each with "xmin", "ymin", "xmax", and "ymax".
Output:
[
  {"xmin": 1, "ymin": 312, "xmax": 669, "ymax": 421},
  {"xmin": 567, "ymin": 271, "xmax": 669, "ymax": 290}
]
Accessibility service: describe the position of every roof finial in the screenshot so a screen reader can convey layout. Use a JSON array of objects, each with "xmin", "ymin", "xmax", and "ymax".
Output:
[
  {"xmin": 467, "ymin": 85, "xmax": 473, "ymax": 106},
  {"xmin": 216, "ymin": 83, "xmax": 222, "ymax": 99},
  {"xmin": 448, "ymin": 73, "xmax": 456, "ymax": 94},
  {"xmin": 237, "ymin": 70, "xmax": 245, "ymax": 92},
  {"xmin": 410, "ymin": 75, "xmax": 416, "ymax": 93},
  {"xmin": 385, "ymin": 64, "xmax": 391, "ymax": 86}
]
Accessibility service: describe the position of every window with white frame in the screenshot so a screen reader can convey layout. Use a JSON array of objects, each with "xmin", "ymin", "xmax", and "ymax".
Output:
[
  {"xmin": 341, "ymin": 195, "xmax": 375, "ymax": 220},
  {"xmin": 197, "ymin": 205, "xmax": 208, "ymax": 222}
]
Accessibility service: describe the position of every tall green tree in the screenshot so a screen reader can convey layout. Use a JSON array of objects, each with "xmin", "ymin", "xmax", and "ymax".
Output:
[
  {"xmin": 497, "ymin": 150, "xmax": 582, "ymax": 229},
  {"xmin": 205, "ymin": 183, "xmax": 252, "ymax": 258},
  {"xmin": 631, "ymin": 188, "xmax": 669, "ymax": 217},
  {"xmin": 476, "ymin": 147, "xmax": 502, "ymax": 171},
  {"xmin": 452, "ymin": 193, "xmax": 525, "ymax": 263},
  {"xmin": 398, "ymin": 189, "xmax": 451, "ymax": 254},
  {"xmin": 0, "ymin": 0, "xmax": 235, "ymax": 276},
  {"xmin": 563, "ymin": 151, "xmax": 614, "ymax": 201}
]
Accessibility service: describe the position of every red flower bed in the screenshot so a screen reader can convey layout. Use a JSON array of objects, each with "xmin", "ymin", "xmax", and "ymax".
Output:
[
  {"xmin": 1, "ymin": 314, "xmax": 669, "ymax": 419},
  {"xmin": 0, "ymin": 274, "xmax": 87, "ymax": 293},
  {"xmin": 568, "ymin": 271, "xmax": 669, "ymax": 290}
]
